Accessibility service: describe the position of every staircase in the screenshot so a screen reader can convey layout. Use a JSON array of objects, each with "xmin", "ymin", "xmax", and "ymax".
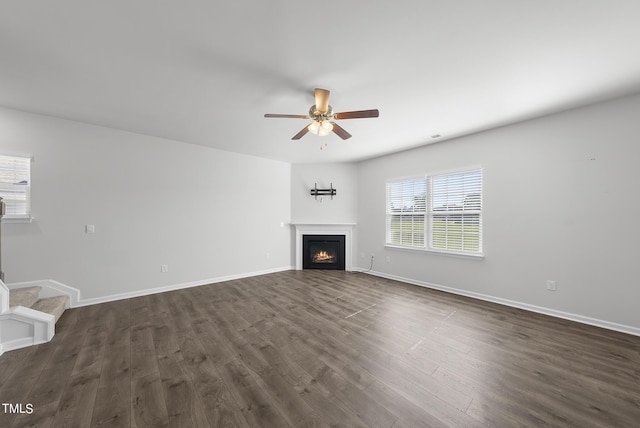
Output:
[
  {"xmin": 0, "ymin": 198, "xmax": 74, "ymax": 356},
  {"xmin": 10, "ymin": 286, "xmax": 68, "ymax": 323},
  {"xmin": 0, "ymin": 279, "xmax": 75, "ymax": 356}
]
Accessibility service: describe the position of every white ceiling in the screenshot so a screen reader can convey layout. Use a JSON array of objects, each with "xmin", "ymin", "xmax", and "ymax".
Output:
[{"xmin": 2, "ymin": 1, "xmax": 640, "ymax": 164}]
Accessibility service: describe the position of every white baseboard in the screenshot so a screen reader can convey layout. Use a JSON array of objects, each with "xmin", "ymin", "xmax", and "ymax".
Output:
[
  {"xmin": 74, "ymin": 266, "xmax": 294, "ymax": 307},
  {"xmin": 0, "ymin": 336, "xmax": 47, "ymax": 354},
  {"xmin": 361, "ymin": 269, "xmax": 640, "ymax": 337}
]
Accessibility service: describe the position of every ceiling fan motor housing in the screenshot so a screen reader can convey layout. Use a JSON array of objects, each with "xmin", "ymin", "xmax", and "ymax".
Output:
[{"xmin": 309, "ymin": 105, "xmax": 333, "ymax": 121}]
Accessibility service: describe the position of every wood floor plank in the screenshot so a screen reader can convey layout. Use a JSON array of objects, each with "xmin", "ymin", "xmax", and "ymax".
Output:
[
  {"xmin": 254, "ymin": 342, "xmax": 369, "ymax": 427},
  {"xmin": 131, "ymin": 375, "xmax": 169, "ymax": 428},
  {"xmin": 218, "ymin": 358, "xmax": 290, "ymax": 428},
  {"xmin": 152, "ymin": 323, "xmax": 212, "ymax": 428},
  {"xmin": 266, "ymin": 291, "xmax": 472, "ymax": 417},
  {"xmin": 294, "ymin": 411, "xmax": 332, "ymax": 428},
  {"xmin": 204, "ymin": 301, "xmax": 315, "ymax": 425},
  {"xmin": 2, "ymin": 270, "xmax": 639, "ymax": 427},
  {"xmin": 0, "ymin": 347, "xmax": 50, "ymax": 428},
  {"xmin": 293, "ymin": 350, "xmax": 398, "ymax": 428},
  {"xmin": 0, "ymin": 345, "xmax": 50, "ymax": 421},
  {"xmin": 90, "ymin": 303, "xmax": 132, "ymax": 428},
  {"xmin": 0, "ymin": 345, "xmax": 32, "ymax": 386},
  {"xmin": 177, "ymin": 330, "xmax": 250, "ymax": 427},
  {"xmin": 364, "ymin": 380, "xmax": 453, "ymax": 428},
  {"xmin": 235, "ymin": 325, "xmax": 316, "ymax": 422},
  {"xmin": 130, "ymin": 327, "xmax": 169, "ymax": 428},
  {"xmin": 190, "ymin": 318, "xmax": 237, "ymax": 367},
  {"xmin": 50, "ymin": 325, "xmax": 108, "ymax": 427},
  {"xmin": 238, "ymin": 301, "xmax": 373, "ymax": 427}
]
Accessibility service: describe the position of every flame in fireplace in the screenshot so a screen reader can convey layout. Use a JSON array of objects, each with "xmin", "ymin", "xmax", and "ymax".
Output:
[{"xmin": 313, "ymin": 250, "xmax": 335, "ymax": 263}]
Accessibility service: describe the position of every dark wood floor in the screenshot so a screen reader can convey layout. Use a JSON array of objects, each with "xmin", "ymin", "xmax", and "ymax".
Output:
[{"xmin": 1, "ymin": 271, "xmax": 639, "ymax": 427}]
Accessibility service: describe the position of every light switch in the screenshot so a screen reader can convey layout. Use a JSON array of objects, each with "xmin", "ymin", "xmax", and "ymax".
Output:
[{"xmin": 85, "ymin": 224, "xmax": 95, "ymax": 234}]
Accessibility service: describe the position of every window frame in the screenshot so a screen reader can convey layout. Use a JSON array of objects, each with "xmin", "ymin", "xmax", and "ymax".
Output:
[
  {"xmin": 385, "ymin": 167, "xmax": 483, "ymax": 258},
  {"xmin": 0, "ymin": 154, "xmax": 33, "ymax": 223}
]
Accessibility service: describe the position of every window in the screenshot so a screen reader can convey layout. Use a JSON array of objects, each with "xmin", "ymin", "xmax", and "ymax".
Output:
[
  {"xmin": 386, "ymin": 168, "xmax": 482, "ymax": 256},
  {"xmin": 0, "ymin": 154, "xmax": 31, "ymax": 221},
  {"xmin": 429, "ymin": 169, "xmax": 482, "ymax": 254},
  {"xmin": 386, "ymin": 177, "xmax": 427, "ymax": 248}
]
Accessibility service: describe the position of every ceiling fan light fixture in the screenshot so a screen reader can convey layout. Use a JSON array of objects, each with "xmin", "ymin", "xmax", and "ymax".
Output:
[
  {"xmin": 308, "ymin": 120, "xmax": 333, "ymax": 136},
  {"xmin": 308, "ymin": 121, "xmax": 320, "ymax": 134},
  {"xmin": 318, "ymin": 120, "xmax": 333, "ymax": 136}
]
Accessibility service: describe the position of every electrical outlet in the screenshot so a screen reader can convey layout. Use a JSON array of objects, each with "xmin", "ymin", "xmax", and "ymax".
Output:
[
  {"xmin": 161, "ymin": 264, "xmax": 169, "ymax": 273},
  {"xmin": 546, "ymin": 280, "xmax": 556, "ymax": 291},
  {"xmin": 385, "ymin": 256, "xmax": 391, "ymax": 263}
]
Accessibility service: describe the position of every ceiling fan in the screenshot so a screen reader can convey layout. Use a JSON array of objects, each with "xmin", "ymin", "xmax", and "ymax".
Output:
[{"xmin": 264, "ymin": 88, "xmax": 379, "ymax": 141}]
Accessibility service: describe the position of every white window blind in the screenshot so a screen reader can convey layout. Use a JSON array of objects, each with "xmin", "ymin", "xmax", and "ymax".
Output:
[
  {"xmin": 386, "ymin": 177, "xmax": 427, "ymax": 247},
  {"xmin": 0, "ymin": 154, "xmax": 31, "ymax": 219},
  {"xmin": 428, "ymin": 169, "xmax": 482, "ymax": 254},
  {"xmin": 385, "ymin": 169, "xmax": 483, "ymax": 255}
]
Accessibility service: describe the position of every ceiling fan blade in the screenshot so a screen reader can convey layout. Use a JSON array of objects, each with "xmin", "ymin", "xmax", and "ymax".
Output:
[
  {"xmin": 314, "ymin": 88, "xmax": 331, "ymax": 113},
  {"xmin": 264, "ymin": 114, "xmax": 310, "ymax": 119},
  {"xmin": 333, "ymin": 109, "xmax": 379, "ymax": 120},
  {"xmin": 292, "ymin": 126, "xmax": 310, "ymax": 140},
  {"xmin": 330, "ymin": 122, "xmax": 352, "ymax": 140}
]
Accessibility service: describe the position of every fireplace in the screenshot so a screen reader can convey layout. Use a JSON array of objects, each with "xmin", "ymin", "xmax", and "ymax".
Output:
[
  {"xmin": 302, "ymin": 235, "xmax": 346, "ymax": 270},
  {"xmin": 293, "ymin": 223, "xmax": 355, "ymax": 271}
]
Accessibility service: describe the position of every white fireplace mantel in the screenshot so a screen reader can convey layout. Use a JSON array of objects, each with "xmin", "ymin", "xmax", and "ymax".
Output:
[{"xmin": 292, "ymin": 223, "xmax": 356, "ymax": 271}]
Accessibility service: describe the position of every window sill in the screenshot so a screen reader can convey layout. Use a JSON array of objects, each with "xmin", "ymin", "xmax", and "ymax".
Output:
[
  {"xmin": 384, "ymin": 244, "xmax": 484, "ymax": 260},
  {"xmin": 1, "ymin": 217, "xmax": 34, "ymax": 224}
]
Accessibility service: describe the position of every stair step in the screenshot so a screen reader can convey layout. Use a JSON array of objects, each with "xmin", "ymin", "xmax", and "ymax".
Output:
[
  {"xmin": 31, "ymin": 296, "xmax": 68, "ymax": 323},
  {"xmin": 9, "ymin": 286, "xmax": 43, "ymax": 308}
]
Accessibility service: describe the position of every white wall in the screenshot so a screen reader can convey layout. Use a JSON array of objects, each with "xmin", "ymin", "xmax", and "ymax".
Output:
[
  {"xmin": 0, "ymin": 108, "xmax": 292, "ymax": 301},
  {"xmin": 290, "ymin": 163, "xmax": 358, "ymax": 224},
  {"xmin": 357, "ymin": 93, "xmax": 640, "ymax": 331}
]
